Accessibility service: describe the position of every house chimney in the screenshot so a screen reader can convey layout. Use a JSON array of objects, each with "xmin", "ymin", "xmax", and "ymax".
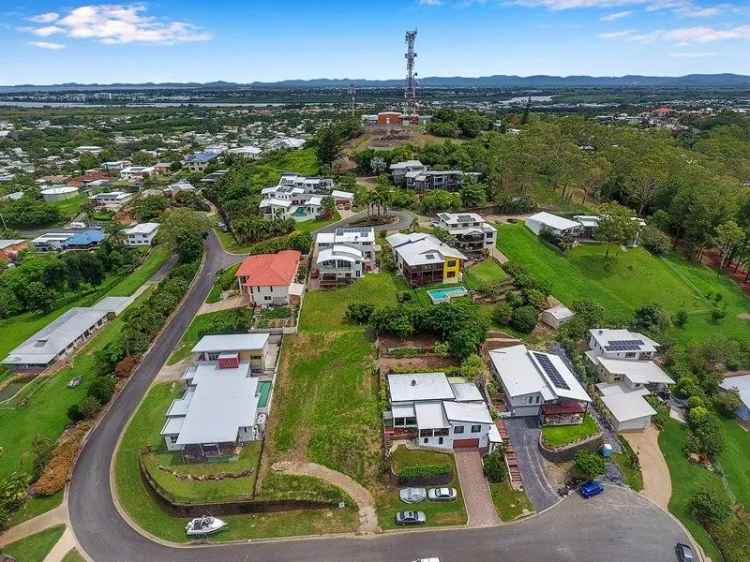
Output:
[{"xmin": 411, "ymin": 379, "xmax": 417, "ymax": 386}]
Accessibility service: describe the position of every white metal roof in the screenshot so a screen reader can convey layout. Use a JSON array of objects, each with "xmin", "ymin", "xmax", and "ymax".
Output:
[
  {"xmin": 192, "ymin": 333, "xmax": 269, "ymax": 353},
  {"xmin": 526, "ymin": 212, "xmax": 581, "ymax": 232},
  {"xmin": 331, "ymin": 190, "xmax": 354, "ymax": 200},
  {"xmin": 720, "ymin": 375, "xmax": 750, "ymax": 408},
  {"xmin": 489, "ymin": 344, "xmax": 591, "ymax": 403},
  {"xmin": 392, "ymin": 404, "xmax": 416, "ymax": 418},
  {"xmin": 317, "ymin": 245, "xmax": 363, "ymax": 264},
  {"xmin": 543, "ymin": 304, "xmax": 575, "ymax": 321},
  {"xmin": 596, "ymin": 357, "xmax": 674, "ymax": 385},
  {"xmin": 124, "ymin": 223, "xmax": 160, "ymax": 235},
  {"xmin": 388, "ymin": 373, "xmax": 455, "ymax": 403},
  {"xmin": 385, "ymin": 233, "xmax": 466, "ymax": 267},
  {"xmin": 415, "ymin": 402, "xmax": 449, "ymax": 429},
  {"xmin": 443, "ymin": 401, "xmax": 492, "ymax": 424},
  {"xmin": 589, "ymin": 329, "xmax": 660, "ymax": 354},
  {"xmin": 450, "ymin": 382, "xmax": 484, "ymax": 402},
  {"xmin": 596, "ymin": 383, "xmax": 656, "ymax": 422}
]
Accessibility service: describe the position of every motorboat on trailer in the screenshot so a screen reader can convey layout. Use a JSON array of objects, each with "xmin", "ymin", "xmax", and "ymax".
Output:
[{"xmin": 185, "ymin": 515, "xmax": 227, "ymax": 536}]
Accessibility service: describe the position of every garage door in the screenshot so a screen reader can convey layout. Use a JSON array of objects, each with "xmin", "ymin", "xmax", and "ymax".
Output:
[{"xmin": 453, "ymin": 438, "xmax": 480, "ymax": 449}]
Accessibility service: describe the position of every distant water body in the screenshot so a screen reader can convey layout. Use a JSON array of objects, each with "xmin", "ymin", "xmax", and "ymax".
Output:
[{"xmin": 0, "ymin": 101, "xmax": 298, "ymax": 108}]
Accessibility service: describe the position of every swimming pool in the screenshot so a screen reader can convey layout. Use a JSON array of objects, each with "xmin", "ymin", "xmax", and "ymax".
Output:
[{"xmin": 427, "ymin": 286, "xmax": 468, "ymax": 304}]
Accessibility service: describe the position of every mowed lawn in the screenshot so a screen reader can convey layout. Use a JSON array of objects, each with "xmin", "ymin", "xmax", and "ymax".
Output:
[
  {"xmin": 659, "ymin": 419, "xmax": 723, "ymax": 562},
  {"xmin": 719, "ymin": 418, "xmax": 750, "ymax": 512},
  {"xmin": 1, "ymin": 524, "xmax": 66, "ymax": 562},
  {"xmin": 464, "ymin": 259, "xmax": 508, "ymax": 289},
  {"xmin": 115, "ymin": 383, "xmax": 357, "ymax": 542},
  {"xmin": 497, "ymin": 224, "xmax": 750, "ymax": 344}
]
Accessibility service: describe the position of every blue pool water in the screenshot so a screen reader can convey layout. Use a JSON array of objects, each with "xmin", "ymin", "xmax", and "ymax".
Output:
[{"xmin": 427, "ymin": 286, "xmax": 468, "ymax": 304}]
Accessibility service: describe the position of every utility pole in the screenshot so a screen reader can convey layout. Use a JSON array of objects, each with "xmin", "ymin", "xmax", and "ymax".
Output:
[
  {"xmin": 404, "ymin": 30, "xmax": 418, "ymax": 118},
  {"xmin": 348, "ymin": 84, "xmax": 356, "ymax": 117}
]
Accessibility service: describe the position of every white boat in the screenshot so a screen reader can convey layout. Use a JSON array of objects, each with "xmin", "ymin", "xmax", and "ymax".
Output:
[{"xmin": 185, "ymin": 515, "xmax": 227, "ymax": 536}]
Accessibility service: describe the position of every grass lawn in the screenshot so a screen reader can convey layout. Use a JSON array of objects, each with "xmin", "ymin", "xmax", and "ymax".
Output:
[
  {"xmin": 107, "ymin": 245, "xmax": 171, "ymax": 297},
  {"xmin": 611, "ymin": 453, "xmax": 644, "ymax": 491},
  {"xmin": 167, "ymin": 308, "xmax": 251, "ymax": 365},
  {"xmin": 464, "ymin": 259, "xmax": 508, "ymax": 290},
  {"xmin": 143, "ymin": 442, "xmax": 261, "ymax": 503},
  {"xmin": 5, "ymin": 491, "xmax": 64, "ymax": 528},
  {"xmin": 50, "ymin": 193, "xmax": 86, "ymax": 220},
  {"xmin": 377, "ymin": 447, "xmax": 467, "ymax": 530},
  {"xmin": 62, "ymin": 549, "xmax": 86, "ymax": 562},
  {"xmin": 490, "ymin": 467, "xmax": 534, "ymax": 522},
  {"xmin": 541, "ymin": 414, "xmax": 599, "ymax": 448},
  {"xmin": 115, "ymin": 383, "xmax": 357, "ymax": 542},
  {"xmin": 293, "ymin": 211, "xmax": 341, "ymax": 235},
  {"xmin": 206, "ymin": 263, "xmax": 240, "ymax": 304},
  {"xmin": 299, "ymin": 273, "xmax": 400, "ymax": 332},
  {"xmin": 0, "ymin": 288, "xmax": 153, "ymax": 483},
  {"xmin": 1, "ymin": 524, "xmax": 65, "ymax": 562},
  {"xmin": 497, "ymin": 224, "xmax": 750, "ymax": 346},
  {"xmin": 659, "ymin": 418, "xmax": 723, "ymax": 562},
  {"xmin": 719, "ymin": 418, "xmax": 750, "ymax": 512}
]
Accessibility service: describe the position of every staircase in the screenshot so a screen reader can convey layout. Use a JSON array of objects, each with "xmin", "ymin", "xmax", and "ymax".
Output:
[{"xmin": 495, "ymin": 419, "xmax": 523, "ymax": 490}]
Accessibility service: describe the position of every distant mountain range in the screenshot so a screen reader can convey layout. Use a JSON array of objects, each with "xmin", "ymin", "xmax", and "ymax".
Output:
[{"xmin": 3, "ymin": 73, "xmax": 750, "ymax": 92}]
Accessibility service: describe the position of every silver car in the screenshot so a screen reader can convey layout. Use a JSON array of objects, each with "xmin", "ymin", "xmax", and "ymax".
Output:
[
  {"xmin": 399, "ymin": 487, "xmax": 427, "ymax": 503},
  {"xmin": 427, "ymin": 487, "xmax": 457, "ymax": 501},
  {"xmin": 395, "ymin": 511, "xmax": 427, "ymax": 525}
]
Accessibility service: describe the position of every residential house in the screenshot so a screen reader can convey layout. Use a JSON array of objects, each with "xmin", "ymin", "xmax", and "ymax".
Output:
[
  {"xmin": 385, "ymin": 372, "xmax": 500, "ymax": 452},
  {"xmin": 101, "ymin": 160, "xmax": 132, "ymax": 173},
  {"xmin": 164, "ymin": 180, "xmax": 195, "ymax": 197},
  {"xmin": 268, "ymin": 137, "xmax": 306, "ymax": 150},
  {"xmin": 525, "ymin": 212, "xmax": 582, "ymax": 238},
  {"xmin": 259, "ymin": 174, "xmax": 335, "ymax": 221},
  {"xmin": 0, "ymin": 239, "xmax": 26, "ymax": 262},
  {"xmin": 227, "ymin": 146, "xmax": 262, "ymax": 159},
  {"xmin": 31, "ymin": 229, "xmax": 104, "ymax": 252},
  {"xmin": 719, "ymin": 375, "xmax": 750, "ymax": 421},
  {"xmin": 2, "ymin": 297, "xmax": 132, "ymax": 371},
  {"xmin": 331, "ymin": 190, "xmax": 354, "ymax": 209},
  {"xmin": 90, "ymin": 191, "xmax": 133, "ymax": 210},
  {"xmin": 386, "ymin": 232, "xmax": 466, "ymax": 287},
  {"xmin": 235, "ymin": 250, "xmax": 304, "ymax": 308},
  {"xmin": 488, "ymin": 344, "xmax": 592, "ymax": 425},
  {"xmin": 412, "ymin": 170, "xmax": 472, "ymax": 192},
  {"xmin": 75, "ymin": 146, "xmax": 103, "ymax": 156},
  {"xmin": 183, "ymin": 151, "xmax": 220, "ymax": 172},
  {"xmin": 123, "ymin": 223, "xmax": 160, "ymax": 246},
  {"xmin": 390, "ymin": 160, "xmax": 427, "ymax": 186},
  {"xmin": 161, "ymin": 333, "xmax": 274, "ymax": 456},
  {"xmin": 573, "ymin": 215, "xmax": 646, "ymax": 246},
  {"xmin": 314, "ymin": 227, "xmax": 376, "ymax": 286},
  {"xmin": 434, "ymin": 212, "xmax": 497, "ymax": 256},
  {"xmin": 120, "ymin": 166, "xmax": 154, "ymax": 181}
]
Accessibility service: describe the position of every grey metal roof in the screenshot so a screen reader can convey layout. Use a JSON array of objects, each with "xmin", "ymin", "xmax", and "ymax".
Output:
[
  {"xmin": 191, "ymin": 333, "xmax": 269, "ymax": 354},
  {"xmin": 388, "ymin": 373, "xmax": 455, "ymax": 403},
  {"xmin": 443, "ymin": 401, "xmax": 492, "ymax": 424}
]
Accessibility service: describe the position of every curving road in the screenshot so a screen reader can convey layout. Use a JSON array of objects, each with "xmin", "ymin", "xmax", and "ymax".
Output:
[
  {"xmin": 68, "ymin": 230, "xmax": 693, "ymax": 562},
  {"xmin": 316, "ymin": 209, "xmax": 415, "ymax": 234}
]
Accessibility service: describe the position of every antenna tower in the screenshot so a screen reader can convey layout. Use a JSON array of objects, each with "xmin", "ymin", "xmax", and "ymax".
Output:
[
  {"xmin": 404, "ymin": 30, "xmax": 418, "ymax": 117},
  {"xmin": 348, "ymin": 84, "xmax": 356, "ymax": 116}
]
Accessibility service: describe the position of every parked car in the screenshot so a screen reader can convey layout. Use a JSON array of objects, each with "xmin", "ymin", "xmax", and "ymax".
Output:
[
  {"xmin": 675, "ymin": 543, "xmax": 695, "ymax": 562},
  {"xmin": 579, "ymin": 480, "xmax": 604, "ymax": 499},
  {"xmin": 395, "ymin": 511, "xmax": 427, "ymax": 525},
  {"xmin": 400, "ymin": 487, "xmax": 427, "ymax": 504},
  {"xmin": 427, "ymin": 487, "xmax": 457, "ymax": 502},
  {"xmin": 412, "ymin": 558, "xmax": 440, "ymax": 562}
]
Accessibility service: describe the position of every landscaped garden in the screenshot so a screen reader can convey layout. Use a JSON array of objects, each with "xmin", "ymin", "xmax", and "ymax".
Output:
[
  {"xmin": 376, "ymin": 446, "xmax": 467, "ymax": 530},
  {"xmin": 206, "ymin": 263, "xmax": 240, "ymax": 303},
  {"xmin": 541, "ymin": 414, "xmax": 599, "ymax": 448}
]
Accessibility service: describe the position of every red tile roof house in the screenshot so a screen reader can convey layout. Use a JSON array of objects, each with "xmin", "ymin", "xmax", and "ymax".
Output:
[{"xmin": 235, "ymin": 250, "xmax": 304, "ymax": 308}]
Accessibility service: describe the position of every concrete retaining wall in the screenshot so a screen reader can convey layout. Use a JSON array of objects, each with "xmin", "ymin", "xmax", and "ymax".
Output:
[{"xmin": 538, "ymin": 431, "xmax": 604, "ymax": 462}]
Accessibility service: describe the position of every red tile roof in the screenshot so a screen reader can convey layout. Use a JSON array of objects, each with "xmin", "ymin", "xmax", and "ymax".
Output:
[{"xmin": 236, "ymin": 250, "xmax": 301, "ymax": 287}]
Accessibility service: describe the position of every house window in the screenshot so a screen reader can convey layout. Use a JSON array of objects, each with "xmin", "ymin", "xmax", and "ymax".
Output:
[
  {"xmin": 423, "ymin": 437, "xmax": 429, "ymax": 444},
  {"xmin": 536, "ymin": 395, "xmax": 541, "ymax": 404},
  {"xmin": 264, "ymin": 296, "xmax": 272, "ymax": 301},
  {"xmin": 208, "ymin": 352, "xmax": 220, "ymax": 361},
  {"xmin": 528, "ymin": 396, "xmax": 534, "ymax": 404},
  {"xmin": 405, "ymin": 417, "xmax": 417, "ymax": 426},
  {"xmin": 169, "ymin": 435, "xmax": 177, "ymax": 443},
  {"xmin": 446, "ymin": 271, "xmax": 456, "ymax": 278},
  {"xmin": 438, "ymin": 437, "xmax": 444, "ymax": 445},
  {"xmin": 471, "ymin": 424, "xmax": 482, "ymax": 433},
  {"xmin": 625, "ymin": 352, "xmax": 636, "ymax": 358},
  {"xmin": 434, "ymin": 428, "xmax": 450, "ymax": 437},
  {"xmin": 454, "ymin": 426, "xmax": 465, "ymax": 434}
]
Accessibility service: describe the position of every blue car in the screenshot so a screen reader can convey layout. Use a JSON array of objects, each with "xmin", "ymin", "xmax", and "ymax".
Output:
[{"xmin": 579, "ymin": 480, "xmax": 604, "ymax": 498}]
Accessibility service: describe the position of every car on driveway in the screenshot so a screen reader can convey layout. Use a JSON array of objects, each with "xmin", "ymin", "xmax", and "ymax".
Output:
[
  {"xmin": 400, "ymin": 487, "xmax": 427, "ymax": 503},
  {"xmin": 675, "ymin": 543, "xmax": 695, "ymax": 562},
  {"xmin": 395, "ymin": 511, "xmax": 427, "ymax": 525},
  {"xmin": 579, "ymin": 481, "xmax": 604, "ymax": 499},
  {"xmin": 427, "ymin": 487, "xmax": 457, "ymax": 501}
]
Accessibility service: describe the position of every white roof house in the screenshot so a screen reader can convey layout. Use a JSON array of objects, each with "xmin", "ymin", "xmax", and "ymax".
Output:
[
  {"xmin": 719, "ymin": 375, "xmax": 750, "ymax": 421},
  {"xmin": 525, "ymin": 212, "xmax": 582, "ymax": 236},
  {"xmin": 331, "ymin": 190, "xmax": 354, "ymax": 201},
  {"xmin": 389, "ymin": 372, "xmax": 455, "ymax": 403},
  {"xmin": 192, "ymin": 333, "xmax": 270, "ymax": 354},
  {"xmin": 541, "ymin": 304, "xmax": 575, "ymax": 329},
  {"xmin": 386, "ymin": 233, "xmax": 467, "ymax": 267},
  {"xmin": 589, "ymin": 329, "xmax": 660, "ymax": 356},
  {"xmin": 596, "ymin": 382, "xmax": 656, "ymax": 432},
  {"xmin": 595, "ymin": 357, "xmax": 674, "ymax": 386}
]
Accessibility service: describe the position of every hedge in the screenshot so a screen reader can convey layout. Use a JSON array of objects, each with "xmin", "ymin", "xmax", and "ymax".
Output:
[{"xmin": 398, "ymin": 464, "xmax": 451, "ymax": 481}]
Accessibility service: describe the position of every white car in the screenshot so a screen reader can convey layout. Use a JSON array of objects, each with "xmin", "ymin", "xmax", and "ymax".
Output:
[
  {"xmin": 427, "ymin": 487, "xmax": 457, "ymax": 501},
  {"xmin": 413, "ymin": 558, "xmax": 440, "ymax": 562},
  {"xmin": 399, "ymin": 487, "xmax": 427, "ymax": 503}
]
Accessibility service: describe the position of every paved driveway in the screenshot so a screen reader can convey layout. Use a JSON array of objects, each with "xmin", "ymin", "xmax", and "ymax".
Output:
[
  {"xmin": 454, "ymin": 451, "xmax": 500, "ymax": 528},
  {"xmin": 505, "ymin": 417, "xmax": 559, "ymax": 512}
]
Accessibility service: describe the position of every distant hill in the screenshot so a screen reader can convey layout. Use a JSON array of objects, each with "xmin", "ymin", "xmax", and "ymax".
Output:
[{"xmin": 3, "ymin": 74, "xmax": 750, "ymax": 92}]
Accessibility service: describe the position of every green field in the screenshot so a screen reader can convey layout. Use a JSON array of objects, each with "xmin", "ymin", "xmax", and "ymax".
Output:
[
  {"xmin": 114, "ymin": 383, "xmax": 357, "ymax": 542},
  {"xmin": 463, "ymin": 259, "xmax": 508, "ymax": 289},
  {"xmin": 167, "ymin": 307, "xmax": 251, "ymax": 365},
  {"xmin": 1, "ymin": 524, "xmax": 65, "ymax": 562},
  {"xmin": 659, "ymin": 419, "xmax": 723, "ymax": 562},
  {"xmin": 377, "ymin": 447, "xmax": 467, "ymax": 529},
  {"xmin": 719, "ymin": 418, "xmax": 750, "ymax": 512},
  {"xmin": 541, "ymin": 414, "xmax": 599, "ymax": 448},
  {"xmin": 50, "ymin": 193, "xmax": 86, "ymax": 220},
  {"xmin": 497, "ymin": 224, "xmax": 750, "ymax": 345}
]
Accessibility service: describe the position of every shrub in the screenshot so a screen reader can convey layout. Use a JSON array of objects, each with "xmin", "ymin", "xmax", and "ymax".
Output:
[
  {"xmin": 483, "ymin": 451, "xmax": 505, "ymax": 483},
  {"xmin": 640, "ymin": 225, "xmax": 671, "ymax": 256},
  {"xmin": 87, "ymin": 376, "xmax": 116, "ymax": 404},
  {"xmin": 574, "ymin": 450, "xmax": 606, "ymax": 479},
  {"xmin": 397, "ymin": 464, "xmax": 451, "ymax": 484},
  {"xmin": 30, "ymin": 435, "xmax": 55, "ymax": 483},
  {"xmin": 711, "ymin": 306, "xmax": 727, "ymax": 323},
  {"xmin": 67, "ymin": 404, "xmax": 85, "ymax": 423},
  {"xmin": 691, "ymin": 487, "xmax": 732, "ymax": 527},
  {"xmin": 79, "ymin": 396, "xmax": 102, "ymax": 419},
  {"xmin": 345, "ymin": 303, "xmax": 375, "ymax": 324},
  {"xmin": 492, "ymin": 303, "xmax": 513, "ymax": 325},
  {"xmin": 714, "ymin": 390, "xmax": 742, "ymax": 418},
  {"xmin": 687, "ymin": 395, "xmax": 705, "ymax": 409},
  {"xmin": 673, "ymin": 309, "xmax": 689, "ymax": 328},
  {"xmin": 114, "ymin": 355, "xmax": 139, "ymax": 378},
  {"xmin": 510, "ymin": 305, "xmax": 538, "ymax": 333}
]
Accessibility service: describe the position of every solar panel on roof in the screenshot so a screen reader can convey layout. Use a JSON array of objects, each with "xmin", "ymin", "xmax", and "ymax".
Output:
[
  {"xmin": 605, "ymin": 340, "xmax": 644, "ymax": 351},
  {"xmin": 532, "ymin": 352, "xmax": 570, "ymax": 390}
]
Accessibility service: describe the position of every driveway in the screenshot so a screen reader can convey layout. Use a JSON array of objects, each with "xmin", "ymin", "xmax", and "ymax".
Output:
[
  {"xmin": 315, "ymin": 209, "xmax": 414, "ymax": 234},
  {"xmin": 454, "ymin": 450, "xmax": 500, "ymax": 528},
  {"xmin": 504, "ymin": 417, "xmax": 559, "ymax": 512},
  {"xmin": 624, "ymin": 425, "xmax": 672, "ymax": 510}
]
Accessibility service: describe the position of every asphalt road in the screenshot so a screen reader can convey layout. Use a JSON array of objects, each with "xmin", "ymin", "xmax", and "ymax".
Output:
[
  {"xmin": 68, "ymin": 231, "xmax": 693, "ymax": 562},
  {"xmin": 316, "ymin": 209, "xmax": 415, "ymax": 234}
]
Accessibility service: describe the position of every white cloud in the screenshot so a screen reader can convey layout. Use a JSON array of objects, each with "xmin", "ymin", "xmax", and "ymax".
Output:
[
  {"xmin": 598, "ymin": 29, "xmax": 637, "ymax": 37},
  {"xmin": 29, "ymin": 41, "xmax": 65, "ymax": 49},
  {"xmin": 23, "ymin": 4, "xmax": 212, "ymax": 45},
  {"xmin": 599, "ymin": 24, "xmax": 750, "ymax": 43},
  {"xmin": 510, "ymin": 0, "xmax": 731, "ymax": 17},
  {"xmin": 601, "ymin": 10, "xmax": 633, "ymax": 20},
  {"xmin": 29, "ymin": 12, "xmax": 60, "ymax": 23},
  {"xmin": 418, "ymin": 0, "xmax": 444, "ymax": 4},
  {"xmin": 669, "ymin": 50, "xmax": 717, "ymax": 56}
]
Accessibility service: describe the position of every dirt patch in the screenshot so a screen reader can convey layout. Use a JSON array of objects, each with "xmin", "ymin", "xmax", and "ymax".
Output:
[
  {"xmin": 737, "ymin": 313, "xmax": 750, "ymax": 321},
  {"xmin": 378, "ymin": 334, "xmax": 439, "ymax": 350},
  {"xmin": 379, "ymin": 355, "xmax": 459, "ymax": 372},
  {"xmin": 624, "ymin": 425, "xmax": 671, "ymax": 510},
  {"xmin": 542, "ymin": 458, "xmax": 574, "ymax": 490}
]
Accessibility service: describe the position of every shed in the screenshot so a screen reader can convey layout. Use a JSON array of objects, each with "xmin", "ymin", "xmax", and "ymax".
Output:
[{"xmin": 541, "ymin": 304, "xmax": 575, "ymax": 329}]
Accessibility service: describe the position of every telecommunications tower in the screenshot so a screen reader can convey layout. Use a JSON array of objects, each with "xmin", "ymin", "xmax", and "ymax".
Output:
[{"xmin": 404, "ymin": 30, "xmax": 418, "ymax": 117}]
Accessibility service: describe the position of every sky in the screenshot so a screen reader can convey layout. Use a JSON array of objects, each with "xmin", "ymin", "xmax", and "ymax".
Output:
[{"xmin": 1, "ymin": 0, "xmax": 749, "ymax": 84}]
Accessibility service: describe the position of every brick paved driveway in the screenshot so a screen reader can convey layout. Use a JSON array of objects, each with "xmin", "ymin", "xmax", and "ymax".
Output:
[{"xmin": 454, "ymin": 450, "xmax": 500, "ymax": 528}]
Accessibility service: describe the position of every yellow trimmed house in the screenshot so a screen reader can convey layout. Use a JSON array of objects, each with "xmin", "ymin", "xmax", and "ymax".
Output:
[{"xmin": 386, "ymin": 233, "xmax": 467, "ymax": 287}]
